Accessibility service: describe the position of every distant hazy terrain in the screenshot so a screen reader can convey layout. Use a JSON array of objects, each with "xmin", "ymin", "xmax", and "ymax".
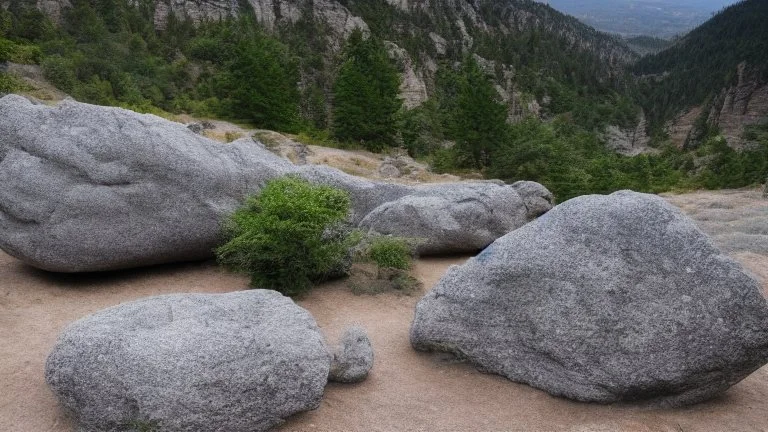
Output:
[{"xmin": 540, "ymin": 0, "xmax": 740, "ymax": 38}]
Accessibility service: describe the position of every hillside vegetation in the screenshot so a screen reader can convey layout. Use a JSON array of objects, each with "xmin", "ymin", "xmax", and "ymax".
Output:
[{"xmin": 0, "ymin": 0, "xmax": 766, "ymax": 201}]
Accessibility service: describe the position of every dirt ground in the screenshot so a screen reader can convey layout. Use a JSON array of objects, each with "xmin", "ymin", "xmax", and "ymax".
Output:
[{"xmin": 1, "ymin": 189, "xmax": 767, "ymax": 432}]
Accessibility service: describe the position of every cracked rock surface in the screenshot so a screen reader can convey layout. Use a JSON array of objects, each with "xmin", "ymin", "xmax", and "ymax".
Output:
[
  {"xmin": 45, "ymin": 290, "xmax": 330, "ymax": 432},
  {"xmin": 0, "ymin": 95, "xmax": 552, "ymax": 271},
  {"xmin": 411, "ymin": 191, "xmax": 768, "ymax": 406}
]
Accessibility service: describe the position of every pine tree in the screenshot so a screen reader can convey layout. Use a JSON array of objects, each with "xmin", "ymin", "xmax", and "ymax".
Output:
[
  {"xmin": 332, "ymin": 29, "xmax": 401, "ymax": 151},
  {"xmin": 454, "ymin": 55, "xmax": 508, "ymax": 168},
  {"xmin": 227, "ymin": 27, "xmax": 300, "ymax": 132}
]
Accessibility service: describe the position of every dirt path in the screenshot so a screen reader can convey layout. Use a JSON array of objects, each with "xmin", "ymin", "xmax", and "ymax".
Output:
[{"xmin": 1, "ymin": 189, "xmax": 767, "ymax": 431}]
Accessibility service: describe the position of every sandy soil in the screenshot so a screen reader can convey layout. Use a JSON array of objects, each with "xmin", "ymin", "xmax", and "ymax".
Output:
[{"xmin": 1, "ymin": 189, "xmax": 767, "ymax": 431}]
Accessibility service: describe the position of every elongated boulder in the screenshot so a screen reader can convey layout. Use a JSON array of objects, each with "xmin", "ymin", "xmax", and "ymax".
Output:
[
  {"xmin": 0, "ymin": 95, "xmax": 552, "ymax": 271},
  {"xmin": 359, "ymin": 181, "xmax": 551, "ymax": 254},
  {"xmin": 45, "ymin": 290, "xmax": 330, "ymax": 432},
  {"xmin": 411, "ymin": 191, "xmax": 768, "ymax": 406}
]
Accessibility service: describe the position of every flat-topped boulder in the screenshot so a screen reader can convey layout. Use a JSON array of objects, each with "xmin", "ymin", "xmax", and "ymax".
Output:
[
  {"xmin": 0, "ymin": 95, "xmax": 552, "ymax": 271},
  {"xmin": 45, "ymin": 290, "xmax": 331, "ymax": 432},
  {"xmin": 411, "ymin": 191, "xmax": 768, "ymax": 406}
]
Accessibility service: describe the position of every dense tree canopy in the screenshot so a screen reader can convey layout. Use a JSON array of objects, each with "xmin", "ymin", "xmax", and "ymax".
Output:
[
  {"xmin": 332, "ymin": 29, "xmax": 401, "ymax": 150},
  {"xmin": 453, "ymin": 56, "xmax": 508, "ymax": 169}
]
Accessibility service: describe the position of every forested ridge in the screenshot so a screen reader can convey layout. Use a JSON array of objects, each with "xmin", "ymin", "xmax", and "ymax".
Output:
[
  {"xmin": 0, "ymin": 0, "xmax": 766, "ymax": 201},
  {"xmin": 633, "ymin": 0, "xmax": 768, "ymax": 129}
]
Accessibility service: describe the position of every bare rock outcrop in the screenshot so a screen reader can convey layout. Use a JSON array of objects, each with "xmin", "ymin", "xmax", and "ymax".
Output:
[
  {"xmin": 603, "ymin": 112, "xmax": 653, "ymax": 156},
  {"xmin": 707, "ymin": 63, "xmax": 768, "ymax": 149},
  {"xmin": 666, "ymin": 64, "xmax": 768, "ymax": 150},
  {"xmin": 385, "ymin": 42, "xmax": 429, "ymax": 109},
  {"xmin": 666, "ymin": 106, "xmax": 704, "ymax": 149}
]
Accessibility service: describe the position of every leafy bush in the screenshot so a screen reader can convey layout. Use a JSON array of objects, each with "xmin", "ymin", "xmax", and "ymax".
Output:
[
  {"xmin": 0, "ymin": 38, "xmax": 42, "ymax": 64},
  {"xmin": 216, "ymin": 176, "xmax": 355, "ymax": 296},
  {"xmin": 41, "ymin": 55, "xmax": 77, "ymax": 93},
  {"xmin": 366, "ymin": 236, "xmax": 413, "ymax": 270},
  {"xmin": 0, "ymin": 72, "xmax": 30, "ymax": 93}
]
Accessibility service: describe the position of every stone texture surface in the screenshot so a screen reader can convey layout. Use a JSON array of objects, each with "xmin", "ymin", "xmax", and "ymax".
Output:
[
  {"xmin": 359, "ymin": 181, "xmax": 537, "ymax": 255},
  {"xmin": 411, "ymin": 190, "xmax": 768, "ymax": 406},
  {"xmin": 0, "ymin": 95, "xmax": 552, "ymax": 271},
  {"xmin": 329, "ymin": 326, "xmax": 374, "ymax": 383},
  {"xmin": 0, "ymin": 94, "xmax": 292, "ymax": 272},
  {"xmin": 666, "ymin": 106, "xmax": 704, "ymax": 149},
  {"xmin": 45, "ymin": 290, "xmax": 331, "ymax": 432},
  {"xmin": 385, "ymin": 41, "xmax": 429, "ymax": 109}
]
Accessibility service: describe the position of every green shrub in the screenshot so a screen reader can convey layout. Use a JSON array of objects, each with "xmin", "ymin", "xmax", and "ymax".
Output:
[
  {"xmin": 216, "ymin": 176, "xmax": 355, "ymax": 296},
  {"xmin": 366, "ymin": 236, "xmax": 413, "ymax": 270},
  {"xmin": 0, "ymin": 72, "xmax": 30, "ymax": 93},
  {"xmin": 41, "ymin": 55, "xmax": 77, "ymax": 93},
  {"xmin": 0, "ymin": 38, "xmax": 42, "ymax": 64}
]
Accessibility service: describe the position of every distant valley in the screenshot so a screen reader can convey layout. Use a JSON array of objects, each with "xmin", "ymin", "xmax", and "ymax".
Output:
[{"xmin": 540, "ymin": 0, "xmax": 741, "ymax": 38}]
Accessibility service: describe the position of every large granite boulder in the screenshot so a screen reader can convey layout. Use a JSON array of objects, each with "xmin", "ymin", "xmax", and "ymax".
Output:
[
  {"xmin": 0, "ymin": 95, "xmax": 292, "ymax": 272},
  {"xmin": 45, "ymin": 290, "xmax": 331, "ymax": 432},
  {"xmin": 411, "ymin": 191, "xmax": 768, "ymax": 406},
  {"xmin": 359, "ymin": 181, "xmax": 551, "ymax": 254},
  {"xmin": 0, "ymin": 95, "xmax": 552, "ymax": 271}
]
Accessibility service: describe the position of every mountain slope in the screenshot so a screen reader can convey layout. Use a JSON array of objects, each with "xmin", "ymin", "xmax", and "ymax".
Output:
[
  {"xmin": 541, "ymin": 0, "xmax": 739, "ymax": 38},
  {"xmin": 633, "ymin": 0, "xmax": 768, "ymax": 147}
]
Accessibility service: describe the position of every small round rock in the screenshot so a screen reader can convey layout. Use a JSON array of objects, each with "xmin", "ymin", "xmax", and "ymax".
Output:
[{"xmin": 329, "ymin": 326, "xmax": 374, "ymax": 383}]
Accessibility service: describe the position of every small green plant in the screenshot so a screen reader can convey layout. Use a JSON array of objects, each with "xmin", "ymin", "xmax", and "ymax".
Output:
[
  {"xmin": 216, "ymin": 176, "xmax": 356, "ymax": 296},
  {"xmin": 346, "ymin": 235, "xmax": 421, "ymax": 295},
  {"xmin": 366, "ymin": 236, "xmax": 413, "ymax": 271}
]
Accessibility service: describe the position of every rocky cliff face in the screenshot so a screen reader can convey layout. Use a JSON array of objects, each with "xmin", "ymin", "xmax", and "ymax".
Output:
[
  {"xmin": 707, "ymin": 63, "xmax": 768, "ymax": 149},
  {"xmin": 603, "ymin": 112, "xmax": 653, "ymax": 156},
  {"xmin": 122, "ymin": 0, "xmax": 634, "ymax": 112},
  {"xmin": 666, "ymin": 106, "xmax": 704, "ymax": 149},
  {"xmin": 13, "ymin": 0, "xmax": 636, "ymax": 125},
  {"xmin": 666, "ymin": 64, "xmax": 768, "ymax": 149}
]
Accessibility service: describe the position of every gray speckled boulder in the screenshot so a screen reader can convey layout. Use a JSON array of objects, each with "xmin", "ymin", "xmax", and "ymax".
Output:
[
  {"xmin": 45, "ymin": 290, "xmax": 330, "ymax": 432},
  {"xmin": 0, "ymin": 95, "xmax": 552, "ymax": 271},
  {"xmin": 0, "ymin": 94, "xmax": 292, "ymax": 272},
  {"xmin": 359, "ymin": 181, "xmax": 550, "ymax": 255},
  {"xmin": 329, "ymin": 326, "xmax": 374, "ymax": 383},
  {"xmin": 411, "ymin": 191, "xmax": 768, "ymax": 406}
]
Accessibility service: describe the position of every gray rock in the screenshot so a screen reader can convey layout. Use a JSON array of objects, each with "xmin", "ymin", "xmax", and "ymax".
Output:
[
  {"xmin": 359, "ymin": 182, "xmax": 537, "ymax": 254},
  {"xmin": 45, "ymin": 290, "xmax": 330, "ymax": 432},
  {"xmin": 0, "ymin": 95, "xmax": 552, "ymax": 271},
  {"xmin": 510, "ymin": 180, "xmax": 555, "ymax": 218},
  {"xmin": 0, "ymin": 95, "xmax": 292, "ymax": 272},
  {"xmin": 378, "ymin": 162, "xmax": 401, "ymax": 178},
  {"xmin": 410, "ymin": 191, "xmax": 768, "ymax": 406},
  {"xmin": 329, "ymin": 326, "xmax": 374, "ymax": 383}
]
